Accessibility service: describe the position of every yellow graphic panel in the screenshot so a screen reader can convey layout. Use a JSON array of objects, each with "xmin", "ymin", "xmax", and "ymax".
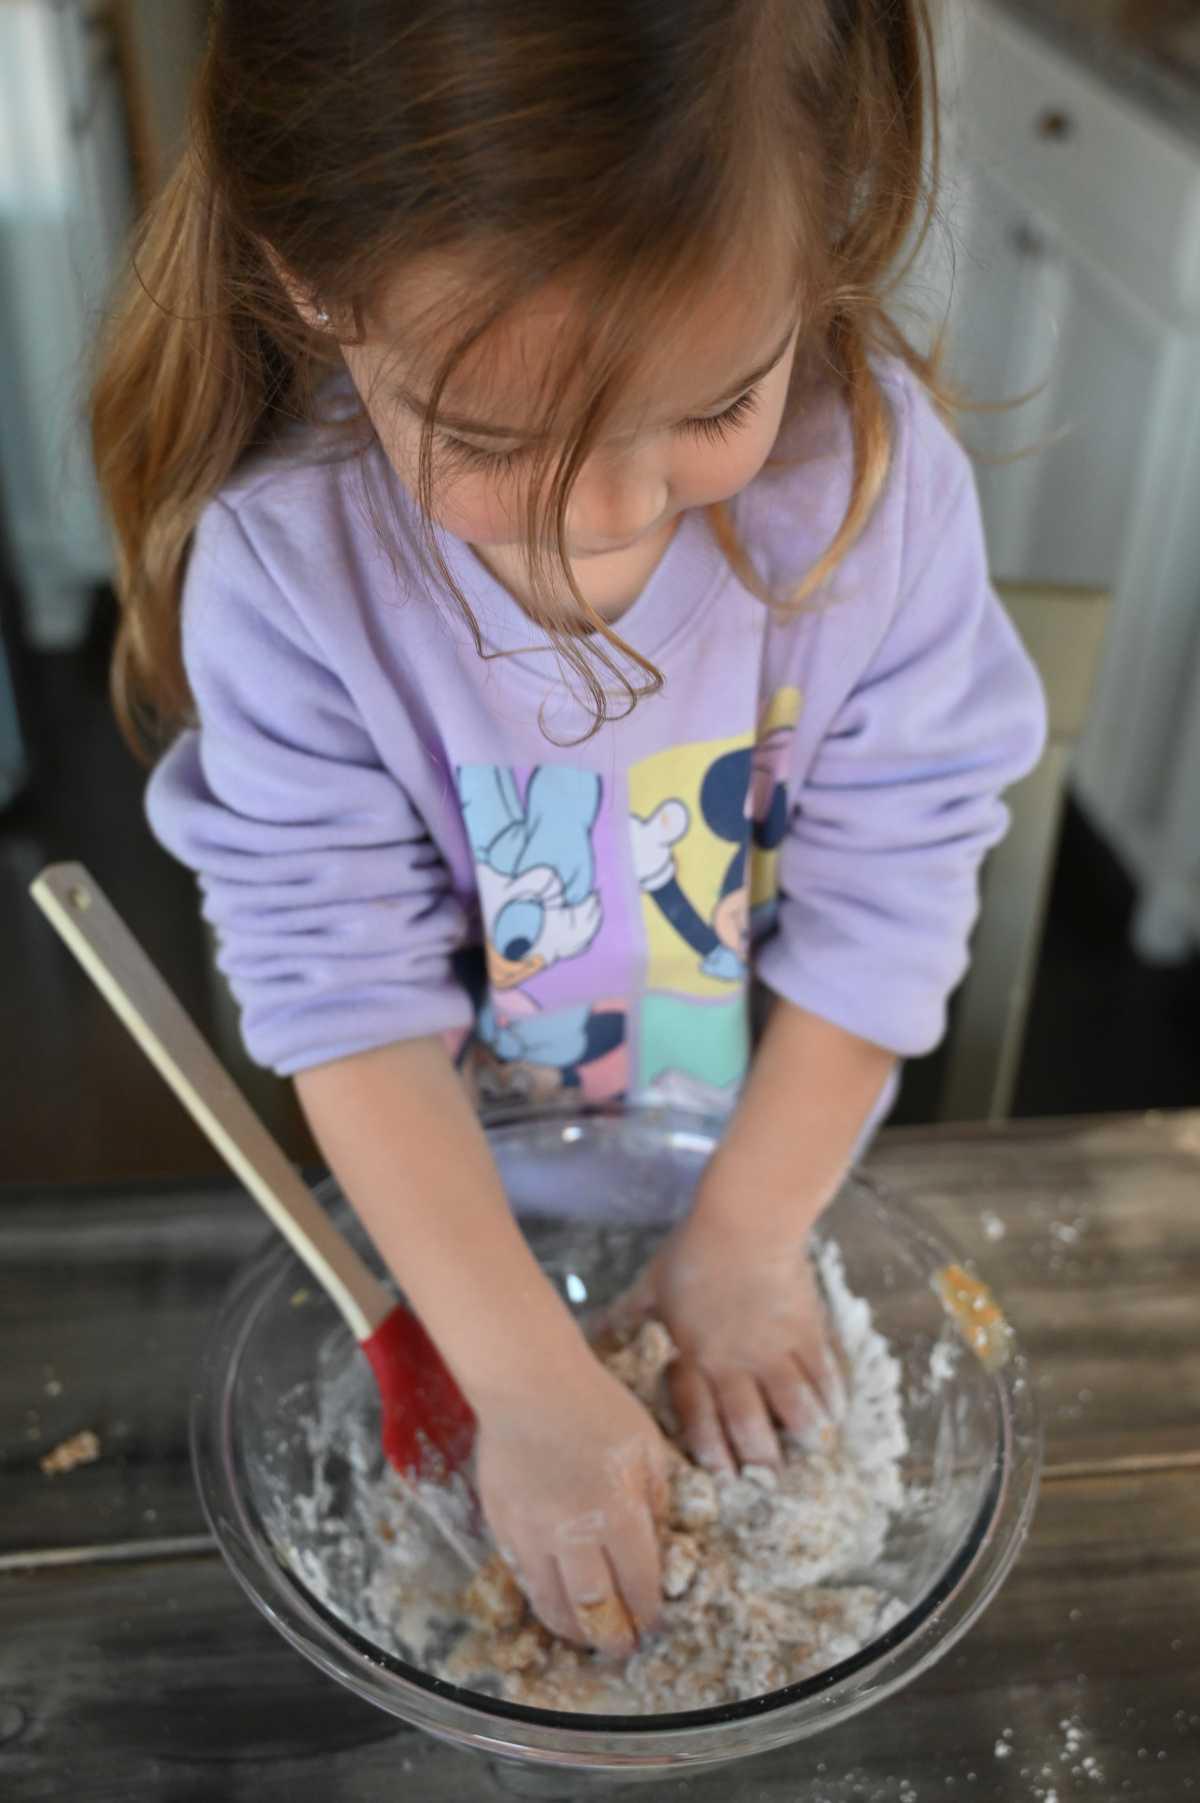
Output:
[
  {"xmin": 629, "ymin": 735, "xmax": 752, "ymax": 1000},
  {"xmin": 761, "ymin": 687, "xmax": 802, "ymax": 736}
]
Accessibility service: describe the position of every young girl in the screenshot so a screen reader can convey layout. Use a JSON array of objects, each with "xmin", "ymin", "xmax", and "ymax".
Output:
[{"xmin": 93, "ymin": 0, "xmax": 1045, "ymax": 1660}]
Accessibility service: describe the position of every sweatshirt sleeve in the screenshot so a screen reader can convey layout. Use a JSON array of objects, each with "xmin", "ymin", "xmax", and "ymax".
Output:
[
  {"xmin": 145, "ymin": 498, "xmax": 473, "ymax": 1076},
  {"xmin": 755, "ymin": 384, "xmax": 1049, "ymax": 1058}
]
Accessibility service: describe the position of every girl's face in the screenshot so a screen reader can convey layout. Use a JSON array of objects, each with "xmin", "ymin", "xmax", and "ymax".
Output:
[{"xmin": 340, "ymin": 266, "xmax": 800, "ymax": 599}]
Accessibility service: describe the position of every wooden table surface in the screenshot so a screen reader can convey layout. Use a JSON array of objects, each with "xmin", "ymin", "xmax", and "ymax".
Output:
[{"xmin": 2, "ymin": 1111, "xmax": 1198, "ymax": 1800}]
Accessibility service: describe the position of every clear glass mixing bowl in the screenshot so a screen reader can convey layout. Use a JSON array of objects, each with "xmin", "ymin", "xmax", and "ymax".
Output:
[{"xmin": 191, "ymin": 1103, "xmax": 1040, "ymax": 1794}]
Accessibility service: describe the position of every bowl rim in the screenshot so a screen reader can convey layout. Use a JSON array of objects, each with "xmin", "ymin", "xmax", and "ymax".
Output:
[{"xmin": 190, "ymin": 1102, "xmax": 1042, "ymax": 1769}]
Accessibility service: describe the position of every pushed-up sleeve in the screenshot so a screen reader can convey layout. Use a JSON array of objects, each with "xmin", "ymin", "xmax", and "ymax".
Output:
[
  {"xmin": 757, "ymin": 399, "xmax": 1048, "ymax": 1058},
  {"xmin": 146, "ymin": 499, "xmax": 473, "ymax": 1075}
]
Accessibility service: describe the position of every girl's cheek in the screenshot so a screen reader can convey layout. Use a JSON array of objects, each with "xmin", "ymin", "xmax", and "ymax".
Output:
[
  {"xmin": 376, "ymin": 417, "xmax": 519, "ymax": 541},
  {"xmin": 429, "ymin": 472, "xmax": 522, "ymax": 544},
  {"xmin": 674, "ymin": 428, "xmax": 775, "ymax": 508}
]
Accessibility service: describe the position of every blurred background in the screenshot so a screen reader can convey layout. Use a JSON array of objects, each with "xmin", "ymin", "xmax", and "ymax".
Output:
[{"xmin": 1, "ymin": 0, "xmax": 1199, "ymax": 1182}]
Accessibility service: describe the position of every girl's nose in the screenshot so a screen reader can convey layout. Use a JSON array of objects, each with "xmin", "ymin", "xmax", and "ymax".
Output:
[{"xmin": 567, "ymin": 449, "xmax": 669, "ymax": 552}]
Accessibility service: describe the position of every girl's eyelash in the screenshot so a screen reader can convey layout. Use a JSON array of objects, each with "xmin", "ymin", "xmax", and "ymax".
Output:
[
  {"xmin": 678, "ymin": 385, "xmax": 761, "ymax": 445},
  {"xmin": 437, "ymin": 384, "xmax": 762, "ymax": 474},
  {"xmin": 436, "ymin": 434, "xmax": 517, "ymax": 475}
]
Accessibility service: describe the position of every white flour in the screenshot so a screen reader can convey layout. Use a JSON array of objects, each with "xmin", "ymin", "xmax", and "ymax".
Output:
[{"xmin": 277, "ymin": 1241, "xmax": 910, "ymax": 1715}]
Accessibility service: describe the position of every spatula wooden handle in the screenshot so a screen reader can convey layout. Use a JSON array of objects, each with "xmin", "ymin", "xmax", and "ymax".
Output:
[{"xmin": 30, "ymin": 862, "xmax": 394, "ymax": 1341}]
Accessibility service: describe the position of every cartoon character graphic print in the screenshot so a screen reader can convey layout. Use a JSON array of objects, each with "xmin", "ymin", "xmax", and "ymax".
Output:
[
  {"xmin": 457, "ymin": 765, "xmax": 629, "ymax": 1105},
  {"xmin": 453, "ymin": 696, "xmax": 798, "ymax": 1110},
  {"xmin": 631, "ymin": 743, "xmax": 787, "ymax": 982},
  {"xmin": 628, "ymin": 689, "xmax": 801, "ymax": 1104}
]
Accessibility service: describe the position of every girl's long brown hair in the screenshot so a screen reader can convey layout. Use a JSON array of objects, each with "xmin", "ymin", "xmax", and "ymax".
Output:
[{"xmin": 93, "ymin": 0, "xmax": 947, "ymax": 755}]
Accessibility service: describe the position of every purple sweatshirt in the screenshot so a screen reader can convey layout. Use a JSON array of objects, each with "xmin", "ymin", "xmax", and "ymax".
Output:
[{"xmin": 147, "ymin": 358, "xmax": 1046, "ymax": 1111}]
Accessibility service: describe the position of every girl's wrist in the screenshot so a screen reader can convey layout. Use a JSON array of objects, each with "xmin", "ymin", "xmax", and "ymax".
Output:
[
  {"xmin": 690, "ymin": 1002, "xmax": 896, "ymax": 1248},
  {"xmin": 688, "ymin": 1161, "xmax": 831, "ymax": 1254},
  {"xmin": 448, "ymin": 1275, "xmax": 595, "ymax": 1412}
]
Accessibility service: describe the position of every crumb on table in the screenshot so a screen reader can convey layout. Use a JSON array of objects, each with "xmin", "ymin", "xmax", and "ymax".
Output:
[
  {"xmin": 934, "ymin": 1264, "xmax": 1013, "ymax": 1370},
  {"xmin": 40, "ymin": 1429, "xmax": 101, "ymax": 1476}
]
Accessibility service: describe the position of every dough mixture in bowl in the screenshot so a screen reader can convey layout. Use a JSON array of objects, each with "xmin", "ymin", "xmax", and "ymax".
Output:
[{"xmin": 281, "ymin": 1241, "xmax": 911, "ymax": 1715}]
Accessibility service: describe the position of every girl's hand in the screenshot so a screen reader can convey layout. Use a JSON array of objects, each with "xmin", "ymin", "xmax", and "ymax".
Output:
[
  {"xmin": 618, "ymin": 1211, "xmax": 842, "ymax": 1475},
  {"xmin": 474, "ymin": 1349, "xmax": 670, "ymax": 1658}
]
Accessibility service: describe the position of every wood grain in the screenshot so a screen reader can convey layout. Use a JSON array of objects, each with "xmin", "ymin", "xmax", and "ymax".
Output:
[
  {"xmin": 3, "ymin": 1114, "xmax": 1200, "ymax": 1798},
  {"xmin": 4, "ymin": 1112, "xmax": 1199, "ymax": 1563},
  {"xmin": 0, "ymin": 1472, "xmax": 1195, "ymax": 1801},
  {"xmin": 0, "ymin": 1182, "xmax": 262, "ymax": 1554},
  {"xmin": 867, "ymin": 1111, "xmax": 1200, "ymax": 1472}
]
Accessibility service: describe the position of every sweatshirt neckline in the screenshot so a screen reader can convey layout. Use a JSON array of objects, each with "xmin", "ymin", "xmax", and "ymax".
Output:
[{"xmin": 428, "ymin": 504, "xmax": 731, "ymax": 690}]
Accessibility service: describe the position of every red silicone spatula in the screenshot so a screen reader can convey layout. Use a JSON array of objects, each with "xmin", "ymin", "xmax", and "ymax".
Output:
[{"xmin": 31, "ymin": 862, "xmax": 476, "ymax": 1482}]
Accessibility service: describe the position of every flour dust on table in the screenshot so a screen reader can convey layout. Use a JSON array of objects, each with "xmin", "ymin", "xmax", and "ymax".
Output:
[{"xmin": 277, "ymin": 1242, "xmax": 910, "ymax": 1714}]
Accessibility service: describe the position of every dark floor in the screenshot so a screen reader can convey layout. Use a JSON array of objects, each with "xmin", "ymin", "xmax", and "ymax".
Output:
[
  {"xmin": 0, "ymin": 596, "xmax": 316, "ymax": 1185},
  {"xmin": 4, "ymin": 595, "xmax": 1200, "ymax": 1185}
]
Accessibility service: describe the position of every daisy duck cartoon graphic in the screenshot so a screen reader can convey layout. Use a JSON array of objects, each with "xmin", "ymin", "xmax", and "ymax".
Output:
[{"xmin": 457, "ymin": 765, "xmax": 625, "ymax": 1105}]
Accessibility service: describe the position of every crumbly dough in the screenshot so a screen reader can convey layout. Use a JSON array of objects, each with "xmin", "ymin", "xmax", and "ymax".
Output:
[
  {"xmin": 446, "ymin": 1319, "xmax": 903, "ymax": 1712},
  {"xmin": 281, "ymin": 1241, "xmax": 909, "ymax": 1715}
]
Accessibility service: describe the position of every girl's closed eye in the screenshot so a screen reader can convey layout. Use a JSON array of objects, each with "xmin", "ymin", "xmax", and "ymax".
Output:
[
  {"xmin": 678, "ymin": 385, "xmax": 761, "ymax": 446},
  {"xmin": 438, "ymin": 384, "xmax": 762, "ymax": 475}
]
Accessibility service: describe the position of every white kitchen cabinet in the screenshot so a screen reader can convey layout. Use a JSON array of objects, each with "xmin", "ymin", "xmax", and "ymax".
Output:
[
  {"xmin": 924, "ymin": 2, "xmax": 1200, "ymax": 957},
  {"xmin": 0, "ymin": 2, "xmax": 207, "ymax": 650},
  {"xmin": 946, "ymin": 170, "xmax": 1162, "ymax": 593},
  {"xmin": 0, "ymin": 1, "xmax": 135, "ymax": 648}
]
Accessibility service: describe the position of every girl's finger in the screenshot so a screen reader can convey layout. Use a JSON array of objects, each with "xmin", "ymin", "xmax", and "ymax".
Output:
[
  {"xmin": 669, "ymin": 1360, "xmax": 735, "ymax": 1475},
  {"xmin": 521, "ymin": 1549, "xmax": 582, "ymax": 1644},
  {"xmin": 792, "ymin": 1335, "xmax": 847, "ymax": 1422},
  {"xmin": 714, "ymin": 1370, "xmax": 782, "ymax": 1471},
  {"xmin": 555, "ymin": 1541, "xmax": 636, "ymax": 1658},
  {"xmin": 821, "ymin": 1337, "xmax": 850, "ymax": 1419},
  {"xmin": 794, "ymin": 1271, "xmax": 847, "ymax": 1416},
  {"xmin": 760, "ymin": 1357, "xmax": 823, "ymax": 1440},
  {"xmin": 638, "ymin": 1432, "xmax": 672, "ymax": 1525},
  {"xmin": 607, "ymin": 1500, "xmax": 663, "ymax": 1641}
]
